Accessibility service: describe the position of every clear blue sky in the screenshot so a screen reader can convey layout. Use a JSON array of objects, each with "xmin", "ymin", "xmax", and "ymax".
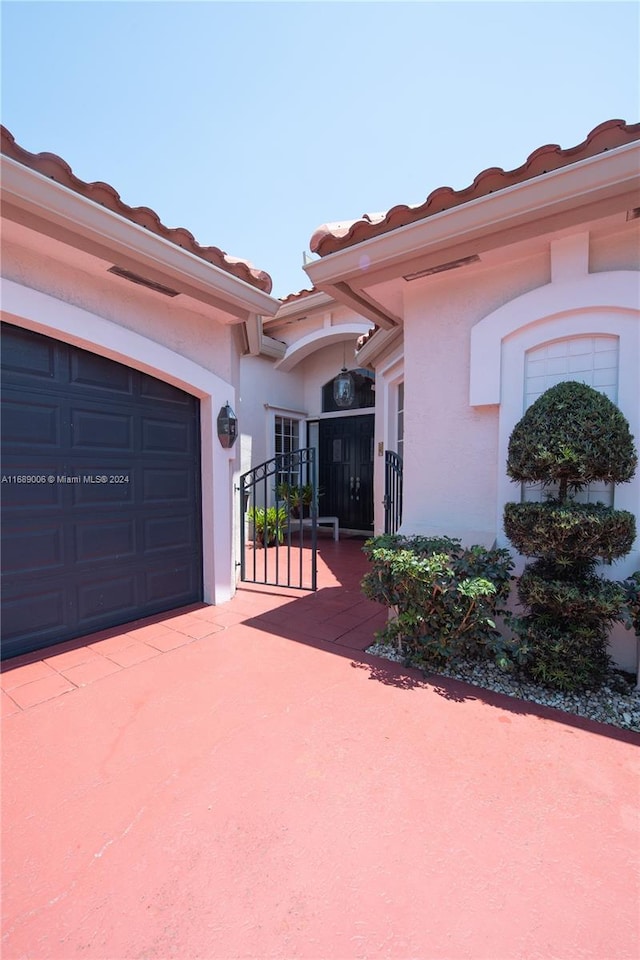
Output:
[{"xmin": 1, "ymin": 1, "xmax": 638, "ymax": 298}]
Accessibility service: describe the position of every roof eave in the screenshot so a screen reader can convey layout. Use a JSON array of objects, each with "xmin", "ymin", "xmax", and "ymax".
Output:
[
  {"xmin": 304, "ymin": 142, "xmax": 640, "ymax": 298},
  {"xmin": 1, "ymin": 156, "xmax": 280, "ymax": 322},
  {"xmin": 266, "ymin": 289, "xmax": 336, "ymax": 326},
  {"xmin": 356, "ymin": 327, "xmax": 403, "ymax": 368}
]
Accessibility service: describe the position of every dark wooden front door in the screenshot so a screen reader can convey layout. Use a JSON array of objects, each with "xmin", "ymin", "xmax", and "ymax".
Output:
[{"xmin": 318, "ymin": 415, "xmax": 374, "ymax": 532}]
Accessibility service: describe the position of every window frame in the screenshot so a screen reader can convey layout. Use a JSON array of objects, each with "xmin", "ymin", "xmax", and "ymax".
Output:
[{"xmin": 520, "ymin": 334, "xmax": 619, "ymax": 508}]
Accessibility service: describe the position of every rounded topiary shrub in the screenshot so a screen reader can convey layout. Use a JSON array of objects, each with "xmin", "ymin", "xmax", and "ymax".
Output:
[
  {"xmin": 503, "ymin": 501, "xmax": 636, "ymax": 562},
  {"xmin": 507, "ymin": 380, "xmax": 637, "ymax": 498},
  {"xmin": 514, "ymin": 617, "xmax": 612, "ymax": 692},
  {"xmin": 517, "ymin": 562, "xmax": 626, "ymax": 622},
  {"xmin": 504, "ymin": 380, "xmax": 637, "ymax": 692}
]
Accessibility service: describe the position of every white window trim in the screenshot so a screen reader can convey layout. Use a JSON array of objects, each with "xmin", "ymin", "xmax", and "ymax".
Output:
[
  {"xmin": 470, "ymin": 271, "xmax": 639, "ymax": 405},
  {"xmin": 521, "ymin": 335, "xmax": 618, "ymax": 507}
]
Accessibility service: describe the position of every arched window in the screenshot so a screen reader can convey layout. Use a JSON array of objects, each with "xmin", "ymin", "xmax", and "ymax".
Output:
[
  {"xmin": 469, "ymin": 270, "xmax": 639, "ymax": 557},
  {"xmin": 522, "ymin": 335, "xmax": 618, "ymax": 506}
]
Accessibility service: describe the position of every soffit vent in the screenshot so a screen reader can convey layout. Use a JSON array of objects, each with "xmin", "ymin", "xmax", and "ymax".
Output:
[
  {"xmin": 403, "ymin": 254, "xmax": 480, "ymax": 282},
  {"xmin": 108, "ymin": 266, "xmax": 180, "ymax": 297}
]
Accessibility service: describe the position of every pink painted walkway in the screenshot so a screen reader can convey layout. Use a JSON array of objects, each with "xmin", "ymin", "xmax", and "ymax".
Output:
[{"xmin": 2, "ymin": 539, "xmax": 639, "ymax": 960}]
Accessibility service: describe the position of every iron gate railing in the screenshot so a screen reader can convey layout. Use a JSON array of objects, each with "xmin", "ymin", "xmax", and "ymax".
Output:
[
  {"xmin": 383, "ymin": 450, "xmax": 403, "ymax": 534},
  {"xmin": 239, "ymin": 447, "xmax": 318, "ymax": 590}
]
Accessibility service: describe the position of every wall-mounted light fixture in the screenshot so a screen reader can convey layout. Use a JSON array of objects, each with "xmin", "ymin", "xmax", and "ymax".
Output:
[{"xmin": 217, "ymin": 402, "xmax": 238, "ymax": 448}]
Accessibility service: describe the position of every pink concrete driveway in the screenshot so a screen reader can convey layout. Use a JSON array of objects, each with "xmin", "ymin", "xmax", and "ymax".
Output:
[{"xmin": 2, "ymin": 539, "xmax": 639, "ymax": 960}]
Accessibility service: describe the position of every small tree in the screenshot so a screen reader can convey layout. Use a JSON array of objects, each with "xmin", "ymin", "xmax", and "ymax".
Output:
[{"xmin": 504, "ymin": 381, "xmax": 637, "ymax": 691}]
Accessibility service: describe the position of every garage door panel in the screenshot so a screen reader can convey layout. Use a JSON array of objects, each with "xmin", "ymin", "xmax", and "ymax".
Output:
[
  {"xmin": 142, "ymin": 417, "xmax": 191, "ymax": 453},
  {"xmin": 74, "ymin": 518, "xmax": 137, "ymax": 563},
  {"xmin": 71, "ymin": 408, "xmax": 134, "ymax": 452},
  {"xmin": 1, "ymin": 397, "xmax": 60, "ymax": 447},
  {"xmin": 2, "ymin": 523, "xmax": 64, "ymax": 574},
  {"xmin": 143, "ymin": 514, "xmax": 196, "ymax": 554},
  {"xmin": 1, "ymin": 323, "xmax": 203, "ymax": 657},
  {"xmin": 142, "ymin": 468, "xmax": 192, "ymax": 502},
  {"xmin": 71, "ymin": 475, "xmax": 134, "ymax": 506},
  {"xmin": 1, "ymin": 325, "xmax": 57, "ymax": 380},
  {"xmin": 139, "ymin": 374, "xmax": 192, "ymax": 406},
  {"xmin": 1, "ymin": 465, "xmax": 65, "ymax": 509},
  {"xmin": 70, "ymin": 352, "xmax": 134, "ymax": 395},
  {"xmin": 77, "ymin": 574, "xmax": 138, "ymax": 622},
  {"xmin": 145, "ymin": 561, "xmax": 200, "ymax": 606},
  {"xmin": 2, "ymin": 589, "xmax": 68, "ymax": 650}
]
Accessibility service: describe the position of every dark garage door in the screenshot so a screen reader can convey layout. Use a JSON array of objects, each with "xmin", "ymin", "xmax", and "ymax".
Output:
[{"xmin": 1, "ymin": 323, "xmax": 203, "ymax": 659}]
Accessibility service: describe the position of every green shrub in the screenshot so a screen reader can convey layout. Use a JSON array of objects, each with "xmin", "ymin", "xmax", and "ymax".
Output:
[
  {"xmin": 504, "ymin": 502, "xmax": 636, "ymax": 562},
  {"xmin": 248, "ymin": 505, "xmax": 288, "ymax": 547},
  {"xmin": 504, "ymin": 381, "xmax": 637, "ymax": 692},
  {"xmin": 512, "ymin": 617, "xmax": 611, "ymax": 692},
  {"xmin": 621, "ymin": 572, "xmax": 640, "ymax": 637},
  {"xmin": 507, "ymin": 380, "xmax": 637, "ymax": 499},
  {"xmin": 276, "ymin": 482, "xmax": 314, "ymax": 519},
  {"xmin": 517, "ymin": 562, "xmax": 625, "ymax": 622},
  {"xmin": 361, "ymin": 535, "xmax": 514, "ymax": 671}
]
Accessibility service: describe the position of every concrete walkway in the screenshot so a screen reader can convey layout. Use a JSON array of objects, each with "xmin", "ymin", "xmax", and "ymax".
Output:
[{"xmin": 2, "ymin": 539, "xmax": 639, "ymax": 959}]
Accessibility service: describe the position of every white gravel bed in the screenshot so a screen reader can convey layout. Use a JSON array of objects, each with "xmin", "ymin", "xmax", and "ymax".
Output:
[{"xmin": 367, "ymin": 642, "xmax": 640, "ymax": 733}]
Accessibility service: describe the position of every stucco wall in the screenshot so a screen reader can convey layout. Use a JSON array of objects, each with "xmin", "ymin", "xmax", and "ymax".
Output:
[
  {"xmin": 238, "ymin": 356, "xmax": 306, "ymax": 475},
  {"xmin": 590, "ymin": 221, "xmax": 640, "ymax": 274},
  {"xmin": 2, "ymin": 237, "xmax": 236, "ymax": 382},
  {"xmin": 400, "ymin": 251, "xmax": 550, "ymax": 545}
]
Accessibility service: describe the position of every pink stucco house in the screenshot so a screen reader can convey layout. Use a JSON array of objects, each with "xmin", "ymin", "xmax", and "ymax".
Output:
[{"xmin": 2, "ymin": 120, "xmax": 639, "ymax": 669}]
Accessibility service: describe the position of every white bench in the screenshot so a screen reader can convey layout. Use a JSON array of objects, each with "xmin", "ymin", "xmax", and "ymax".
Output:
[{"xmin": 302, "ymin": 516, "xmax": 339, "ymax": 541}]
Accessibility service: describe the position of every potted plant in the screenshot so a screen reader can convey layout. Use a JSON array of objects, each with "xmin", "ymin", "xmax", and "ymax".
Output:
[
  {"xmin": 247, "ymin": 505, "xmax": 288, "ymax": 547},
  {"xmin": 276, "ymin": 482, "xmax": 316, "ymax": 519}
]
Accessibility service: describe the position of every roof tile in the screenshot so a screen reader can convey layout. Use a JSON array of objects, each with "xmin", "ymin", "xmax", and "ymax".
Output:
[
  {"xmin": 278, "ymin": 287, "xmax": 318, "ymax": 305},
  {"xmin": 1, "ymin": 126, "xmax": 273, "ymax": 293},
  {"xmin": 310, "ymin": 119, "xmax": 640, "ymax": 257}
]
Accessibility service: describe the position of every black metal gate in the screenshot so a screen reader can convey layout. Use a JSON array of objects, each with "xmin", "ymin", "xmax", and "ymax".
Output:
[
  {"xmin": 239, "ymin": 448, "xmax": 318, "ymax": 590},
  {"xmin": 383, "ymin": 450, "xmax": 403, "ymax": 534}
]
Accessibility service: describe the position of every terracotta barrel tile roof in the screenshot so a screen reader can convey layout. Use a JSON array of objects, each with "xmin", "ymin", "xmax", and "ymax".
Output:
[
  {"xmin": 1, "ymin": 126, "xmax": 273, "ymax": 293},
  {"xmin": 278, "ymin": 286, "xmax": 318, "ymax": 305},
  {"xmin": 356, "ymin": 326, "xmax": 379, "ymax": 350},
  {"xmin": 310, "ymin": 119, "xmax": 640, "ymax": 257}
]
